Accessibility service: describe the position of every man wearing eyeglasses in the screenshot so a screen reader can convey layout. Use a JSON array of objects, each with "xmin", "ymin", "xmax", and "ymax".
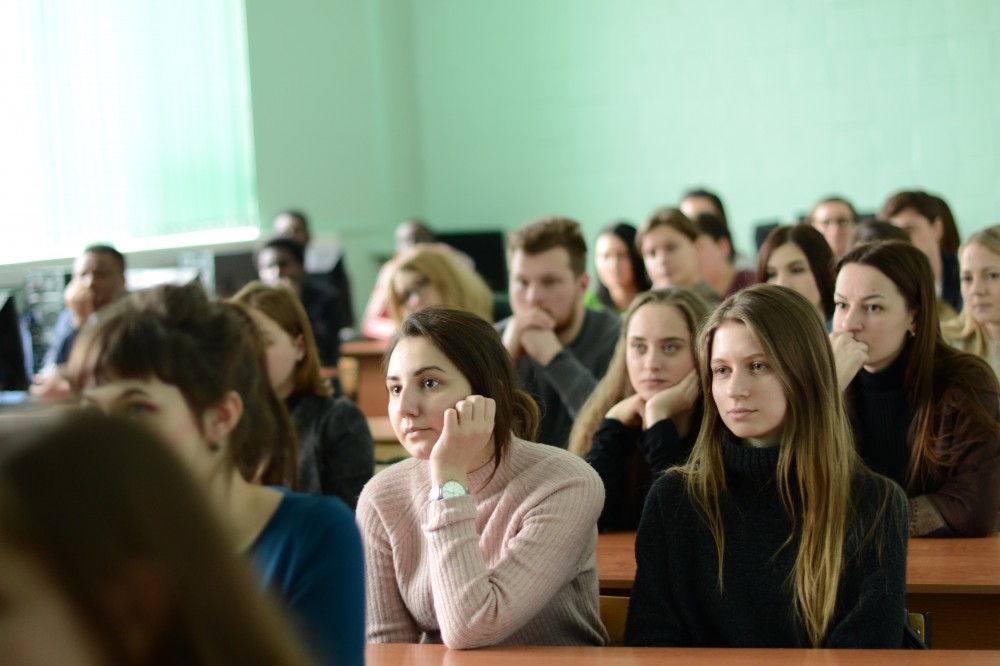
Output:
[{"xmin": 808, "ymin": 196, "xmax": 858, "ymax": 259}]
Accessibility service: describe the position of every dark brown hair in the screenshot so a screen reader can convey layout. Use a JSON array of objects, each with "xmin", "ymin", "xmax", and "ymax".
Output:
[
  {"xmin": 878, "ymin": 190, "xmax": 940, "ymax": 224},
  {"xmin": 837, "ymin": 241, "xmax": 1000, "ymax": 496},
  {"xmin": 67, "ymin": 282, "xmax": 298, "ymax": 488},
  {"xmin": 929, "ymin": 193, "xmax": 960, "ymax": 255},
  {"xmin": 383, "ymin": 306, "xmax": 540, "ymax": 474},
  {"xmin": 231, "ymin": 281, "xmax": 331, "ymax": 399},
  {"xmin": 850, "ymin": 221, "xmax": 910, "ymax": 248},
  {"xmin": 0, "ymin": 412, "xmax": 313, "ymax": 665},
  {"xmin": 756, "ymin": 225, "xmax": 836, "ymax": 320},
  {"xmin": 507, "ymin": 217, "xmax": 588, "ymax": 276},
  {"xmin": 593, "ymin": 221, "xmax": 651, "ymax": 309}
]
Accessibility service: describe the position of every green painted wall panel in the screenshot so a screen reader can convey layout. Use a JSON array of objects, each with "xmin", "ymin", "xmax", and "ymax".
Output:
[{"xmin": 245, "ymin": 0, "xmax": 998, "ymax": 296}]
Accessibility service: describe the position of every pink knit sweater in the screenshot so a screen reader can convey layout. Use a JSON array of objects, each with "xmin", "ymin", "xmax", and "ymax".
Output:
[{"xmin": 357, "ymin": 437, "xmax": 609, "ymax": 648}]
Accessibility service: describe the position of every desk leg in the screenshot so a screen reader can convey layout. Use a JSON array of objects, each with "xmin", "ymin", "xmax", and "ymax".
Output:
[{"xmin": 905, "ymin": 592, "xmax": 1000, "ymax": 649}]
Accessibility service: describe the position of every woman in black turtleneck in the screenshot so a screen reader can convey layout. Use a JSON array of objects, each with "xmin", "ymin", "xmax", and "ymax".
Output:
[
  {"xmin": 626, "ymin": 285, "xmax": 908, "ymax": 649},
  {"xmin": 832, "ymin": 241, "xmax": 1000, "ymax": 537}
]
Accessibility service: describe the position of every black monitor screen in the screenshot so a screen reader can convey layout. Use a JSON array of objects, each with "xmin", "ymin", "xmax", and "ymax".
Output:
[
  {"xmin": 0, "ymin": 292, "xmax": 30, "ymax": 391},
  {"xmin": 436, "ymin": 230, "xmax": 508, "ymax": 293}
]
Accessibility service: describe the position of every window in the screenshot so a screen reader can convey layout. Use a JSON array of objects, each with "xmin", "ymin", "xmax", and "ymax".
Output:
[{"xmin": 0, "ymin": 0, "xmax": 258, "ymax": 265}]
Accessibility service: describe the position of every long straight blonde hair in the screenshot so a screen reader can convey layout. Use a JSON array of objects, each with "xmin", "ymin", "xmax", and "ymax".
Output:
[
  {"xmin": 568, "ymin": 287, "xmax": 711, "ymax": 457},
  {"xmin": 942, "ymin": 225, "xmax": 1000, "ymax": 357},
  {"xmin": 677, "ymin": 284, "xmax": 891, "ymax": 647}
]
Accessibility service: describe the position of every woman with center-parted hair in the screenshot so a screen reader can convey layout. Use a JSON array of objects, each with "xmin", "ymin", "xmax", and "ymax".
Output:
[
  {"xmin": 584, "ymin": 221, "xmax": 651, "ymax": 313},
  {"xmin": 832, "ymin": 240, "xmax": 1000, "ymax": 537},
  {"xmin": 0, "ymin": 411, "xmax": 316, "ymax": 666},
  {"xmin": 66, "ymin": 282, "xmax": 365, "ymax": 666},
  {"xmin": 625, "ymin": 284, "xmax": 908, "ymax": 648},
  {"xmin": 569, "ymin": 287, "xmax": 711, "ymax": 532},
  {"xmin": 357, "ymin": 306, "xmax": 608, "ymax": 648},
  {"xmin": 756, "ymin": 224, "xmax": 835, "ymax": 325}
]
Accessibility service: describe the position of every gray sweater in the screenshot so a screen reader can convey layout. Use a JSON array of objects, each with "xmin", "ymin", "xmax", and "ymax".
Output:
[{"xmin": 496, "ymin": 308, "xmax": 620, "ymax": 448}]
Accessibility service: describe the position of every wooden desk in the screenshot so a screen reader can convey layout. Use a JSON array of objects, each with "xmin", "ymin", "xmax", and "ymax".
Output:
[
  {"xmin": 596, "ymin": 531, "xmax": 1000, "ymax": 649},
  {"xmin": 367, "ymin": 643, "xmax": 1000, "ymax": 665},
  {"xmin": 340, "ymin": 339, "xmax": 389, "ymax": 417},
  {"xmin": 904, "ymin": 535, "xmax": 1000, "ymax": 650}
]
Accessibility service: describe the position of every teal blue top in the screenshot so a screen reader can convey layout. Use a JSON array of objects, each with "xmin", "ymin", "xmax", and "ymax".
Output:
[{"xmin": 251, "ymin": 489, "xmax": 365, "ymax": 666}]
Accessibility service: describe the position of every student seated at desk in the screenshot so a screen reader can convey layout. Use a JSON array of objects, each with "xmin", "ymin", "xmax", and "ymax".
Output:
[
  {"xmin": 357, "ymin": 307, "xmax": 608, "ymax": 649},
  {"xmin": 626, "ymin": 285, "xmax": 909, "ymax": 649},
  {"xmin": 569, "ymin": 287, "xmax": 711, "ymax": 531},
  {"xmin": 832, "ymin": 241, "xmax": 1000, "ymax": 537},
  {"xmin": 0, "ymin": 412, "xmax": 315, "ymax": 666},
  {"xmin": 67, "ymin": 283, "xmax": 365, "ymax": 666},
  {"xmin": 233, "ymin": 281, "xmax": 374, "ymax": 509}
]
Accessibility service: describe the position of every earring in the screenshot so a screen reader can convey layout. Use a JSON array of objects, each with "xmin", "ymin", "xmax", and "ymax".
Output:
[
  {"xmin": 907, "ymin": 329, "xmax": 916, "ymax": 339},
  {"xmin": 209, "ymin": 441, "xmax": 222, "ymax": 453}
]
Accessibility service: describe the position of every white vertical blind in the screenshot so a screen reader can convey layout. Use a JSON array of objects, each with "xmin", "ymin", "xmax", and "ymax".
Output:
[{"xmin": 0, "ymin": 0, "xmax": 258, "ymax": 264}]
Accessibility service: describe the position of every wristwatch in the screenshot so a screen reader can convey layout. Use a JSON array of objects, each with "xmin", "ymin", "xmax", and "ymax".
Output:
[{"xmin": 428, "ymin": 479, "xmax": 469, "ymax": 501}]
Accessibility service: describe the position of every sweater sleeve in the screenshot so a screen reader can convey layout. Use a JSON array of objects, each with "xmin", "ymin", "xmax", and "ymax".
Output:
[
  {"xmin": 639, "ymin": 416, "xmax": 697, "ymax": 473},
  {"xmin": 356, "ymin": 490, "xmax": 422, "ymax": 644},
  {"xmin": 825, "ymin": 480, "xmax": 909, "ymax": 648},
  {"xmin": 318, "ymin": 398, "xmax": 375, "ymax": 510},
  {"xmin": 421, "ymin": 469, "xmax": 604, "ymax": 649},
  {"xmin": 916, "ymin": 383, "xmax": 1000, "ymax": 537},
  {"xmin": 585, "ymin": 419, "xmax": 637, "ymax": 532},
  {"xmin": 624, "ymin": 474, "xmax": 691, "ymax": 647}
]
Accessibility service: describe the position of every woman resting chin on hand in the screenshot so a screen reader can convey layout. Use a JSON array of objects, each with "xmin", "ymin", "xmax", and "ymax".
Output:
[
  {"xmin": 357, "ymin": 307, "xmax": 608, "ymax": 649},
  {"xmin": 570, "ymin": 288, "xmax": 711, "ymax": 532}
]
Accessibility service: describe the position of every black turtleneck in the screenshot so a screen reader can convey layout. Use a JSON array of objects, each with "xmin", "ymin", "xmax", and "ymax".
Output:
[
  {"xmin": 846, "ymin": 346, "xmax": 914, "ymax": 485},
  {"xmin": 625, "ymin": 437, "xmax": 908, "ymax": 648}
]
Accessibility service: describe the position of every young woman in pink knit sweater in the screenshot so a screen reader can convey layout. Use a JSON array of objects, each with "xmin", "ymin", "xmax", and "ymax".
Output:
[{"xmin": 357, "ymin": 307, "xmax": 608, "ymax": 648}]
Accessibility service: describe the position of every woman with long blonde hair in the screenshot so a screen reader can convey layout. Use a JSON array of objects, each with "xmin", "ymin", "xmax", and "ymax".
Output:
[
  {"xmin": 942, "ymin": 225, "xmax": 1000, "ymax": 379},
  {"xmin": 625, "ymin": 284, "xmax": 908, "ymax": 648},
  {"xmin": 569, "ymin": 288, "xmax": 710, "ymax": 531}
]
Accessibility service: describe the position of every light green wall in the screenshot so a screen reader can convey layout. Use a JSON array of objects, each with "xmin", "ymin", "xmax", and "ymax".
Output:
[
  {"xmin": 244, "ymin": 0, "xmax": 421, "ymax": 309},
  {"xmin": 246, "ymin": 0, "xmax": 1000, "ymax": 301}
]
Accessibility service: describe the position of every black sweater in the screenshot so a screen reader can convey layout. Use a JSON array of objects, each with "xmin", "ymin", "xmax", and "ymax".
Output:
[
  {"xmin": 847, "ymin": 348, "xmax": 914, "ymax": 483},
  {"xmin": 287, "ymin": 393, "xmax": 374, "ymax": 510},
  {"xmin": 625, "ymin": 439, "xmax": 909, "ymax": 648},
  {"xmin": 846, "ymin": 344, "xmax": 1000, "ymax": 536},
  {"xmin": 585, "ymin": 401, "xmax": 702, "ymax": 532}
]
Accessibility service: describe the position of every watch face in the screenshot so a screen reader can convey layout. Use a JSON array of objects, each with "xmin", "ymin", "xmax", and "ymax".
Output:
[{"xmin": 441, "ymin": 480, "xmax": 468, "ymax": 499}]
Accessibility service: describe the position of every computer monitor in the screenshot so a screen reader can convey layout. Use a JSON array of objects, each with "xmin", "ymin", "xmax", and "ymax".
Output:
[
  {"xmin": 0, "ymin": 291, "xmax": 31, "ymax": 391},
  {"xmin": 436, "ymin": 230, "xmax": 508, "ymax": 293}
]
